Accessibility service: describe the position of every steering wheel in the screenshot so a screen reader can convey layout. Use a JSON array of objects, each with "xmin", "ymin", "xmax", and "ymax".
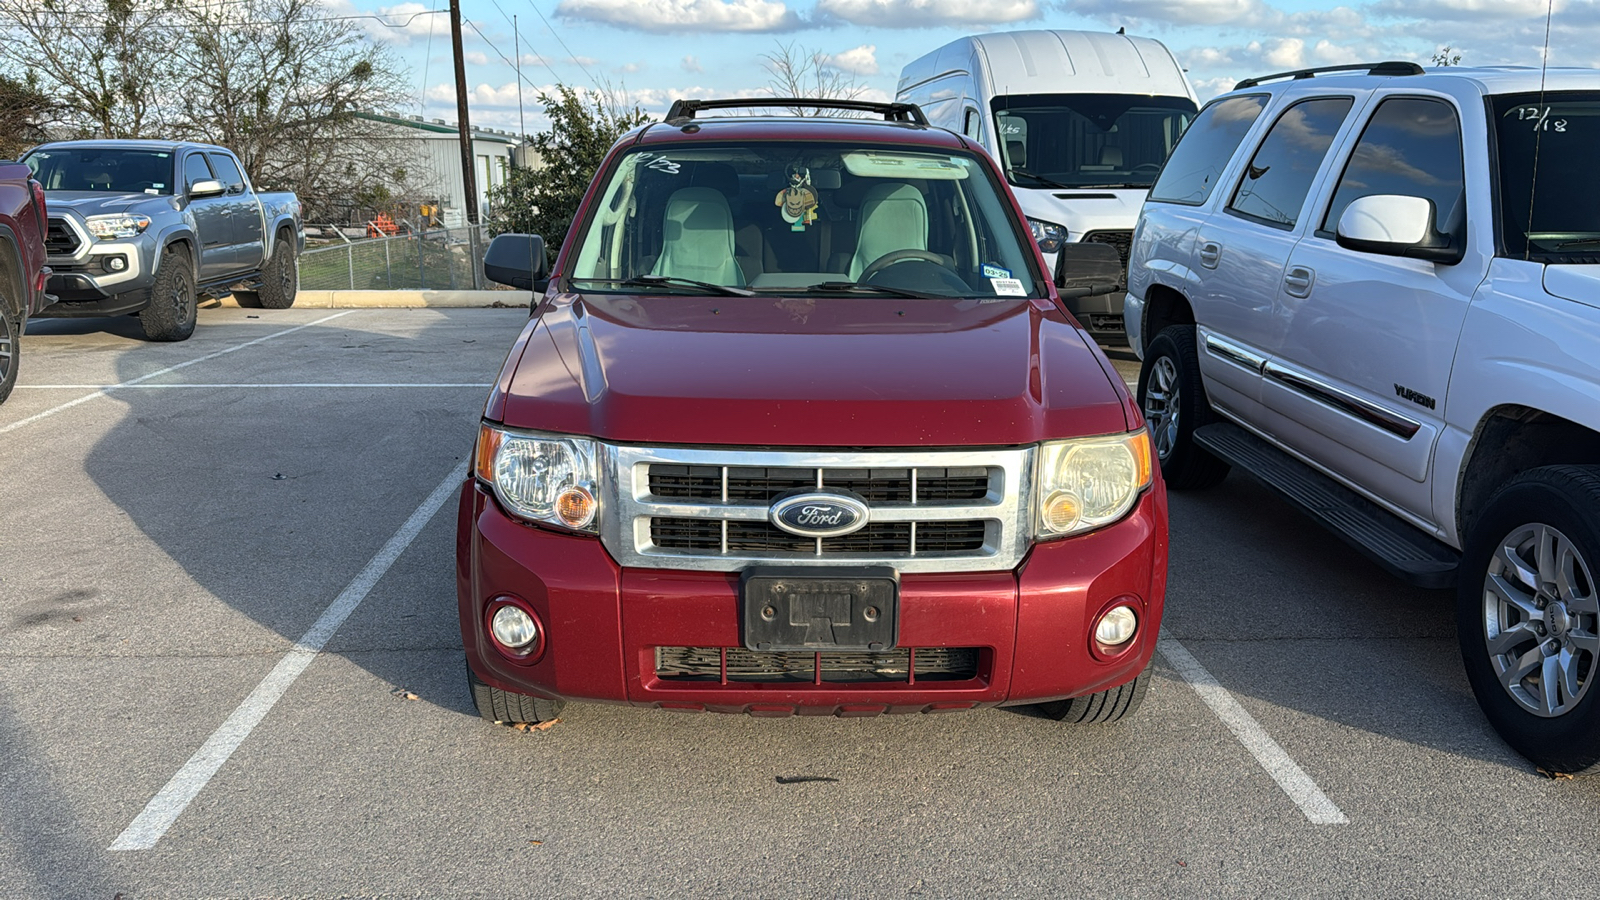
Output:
[
  {"xmin": 859, "ymin": 249, "xmax": 949, "ymax": 281},
  {"xmin": 1131, "ymin": 163, "xmax": 1163, "ymax": 174}
]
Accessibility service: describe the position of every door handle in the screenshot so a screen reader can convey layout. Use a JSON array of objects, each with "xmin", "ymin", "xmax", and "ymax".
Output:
[
  {"xmin": 1283, "ymin": 265, "xmax": 1315, "ymax": 298},
  {"xmin": 1198, "ymin": 241, "xmax": 1221, "ymax": 269}
]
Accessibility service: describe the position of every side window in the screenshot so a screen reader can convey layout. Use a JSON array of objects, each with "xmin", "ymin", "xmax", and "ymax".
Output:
[
  {"xmin": 1148, "ymin": 94, "xmax": 1268, "ymax": 205},
  {"xmin": 183, "ymin": 154, "xmax": 213, "ymax": 190},
  {"xmin": 1321, "ymin": 97, "xmax": 1464, "ymax": 238},
  {"xmin": 963, "ymin": 108, "xmax": 981, "ymax": 139},
  {"xmin": 1228, "ymin": 97, "xmax": 1353, "ymax": 228},
  {"xmin": 206, "ymin": 153, "xmax": 246, "ymax": 191}
]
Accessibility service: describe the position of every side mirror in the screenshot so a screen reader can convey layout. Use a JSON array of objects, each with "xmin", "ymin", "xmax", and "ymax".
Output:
[
  {"xmin": 1054, "ymin": 240, "xmax": 1125, "ymax": 299},
  {"xmin": 1336, "ymin": 194, "xmax": 1463, "ymax": 265},
  {"xmin": 188, "ymin": 179, "xmax": 225, "ymax": 199},
  {"xmin": 483, "ymin": 233, "xmax": 549, "ymax": 291}
]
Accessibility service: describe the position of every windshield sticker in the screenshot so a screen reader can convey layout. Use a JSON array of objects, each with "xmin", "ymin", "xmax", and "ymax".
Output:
[
  {"xmin": 990, "ymin": 277, "xmax": 1026, "ymax": 297},
  {"xmin": 776, "ymin": 164, "xmax": 819, "ymax": 231},
  {"xmin": 982, "ymin": 263, "xmax": 1011, "ymax": 279},
  {"xmin": 1511, "ymin": 106, "xmax": 1568, "ymax": 133},
  {"xmin": 635, "ymin": 152, "xmax": 682, "ymax": 174}
]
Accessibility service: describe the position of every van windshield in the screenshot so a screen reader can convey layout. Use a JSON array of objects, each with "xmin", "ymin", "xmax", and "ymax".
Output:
[
  {"xmin": 564, "ymin": 141, "xmax": 1043, "ymax": 299},
  {"xmin": 1491, "ymin": 92, "xmax": 1600, "ymax": 260},
  {"xmin": 23, "ymin": 148, "xmax": 176, "ymax": 195},
  {"xmin": 991, "ymin": 94, "xmax": 1197, "ymax": 190}
]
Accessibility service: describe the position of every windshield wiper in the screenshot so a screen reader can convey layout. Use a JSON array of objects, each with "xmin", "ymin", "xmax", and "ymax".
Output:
[
  {"xmin": 1075, "ymin": 183, "xmax": 1149, "ymax": 190},
  {"xmin": 1555, "ymin": 238, "xmax": 1600, "ymax": 249},
  {"xmin": 1008, "ymin": 169, "xmax": 1073, "ymax": 189},
  {"xmin": 806, "ymin": 281, "xmax": 943, "ymax": 300},
  {"xmin": 568, "ymin": 275, "xmax": 753, "ymax": 297}
]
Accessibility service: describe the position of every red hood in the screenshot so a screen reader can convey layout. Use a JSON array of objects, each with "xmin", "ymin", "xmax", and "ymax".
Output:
[{"xmin": 491, "ymin": 292, "xmax": 1133, "ymax": 447}]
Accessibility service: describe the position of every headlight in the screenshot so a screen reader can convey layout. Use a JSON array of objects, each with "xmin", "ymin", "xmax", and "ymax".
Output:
[
  {"xmin": 84, "ymin": 213, "xmax": 151, "ymax": 240},
  {"xmin": 1028, "ymin": 218, "xmax": 1068, "ymax": 255},
  {"xmin": 1035, "ymin": 431, "xmax": 1153, "ymax": 539},
  {"xmin": 475, "ymin": 424, "xmax": 601, "ymax": 533}
]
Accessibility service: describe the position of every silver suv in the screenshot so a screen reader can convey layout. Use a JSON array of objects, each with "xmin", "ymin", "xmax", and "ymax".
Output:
[{"xmin": 1125, "ymin": 62, "xmax": 1600, "ymax": 773}]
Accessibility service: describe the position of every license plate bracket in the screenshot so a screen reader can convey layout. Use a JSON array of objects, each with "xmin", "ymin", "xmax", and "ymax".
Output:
[{"xmin": 740, "ymin": 566, "xmax": 899, "ymax": 652}]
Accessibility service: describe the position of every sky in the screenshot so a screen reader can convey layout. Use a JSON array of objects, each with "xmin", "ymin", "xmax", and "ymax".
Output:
[{"xmin": 329, "ymin": 0, "xmax": 1600, "ymax": 134}]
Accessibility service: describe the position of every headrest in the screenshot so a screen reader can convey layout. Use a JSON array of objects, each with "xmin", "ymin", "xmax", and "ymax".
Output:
[
  {"xmin": 1100, "ymin": 146, "xmax": 1123, "ymax": 167},
  {"xmin": 1006, "ymin": 140, "xmax": 1026, "ymax": 168}
]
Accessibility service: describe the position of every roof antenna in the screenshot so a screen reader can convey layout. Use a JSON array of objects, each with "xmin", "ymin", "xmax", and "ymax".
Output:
[
  {"xmin": 1524, "ymin": 0, "xmax": 1554, "ymax": 261},
  {"xmin": 1116, "ymin": 26, "xmax": 1125, "ymax": 34}
]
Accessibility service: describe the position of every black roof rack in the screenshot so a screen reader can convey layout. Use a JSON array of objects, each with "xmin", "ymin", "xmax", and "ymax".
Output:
[
  {"xmin": 1233, "ymin": 61, "xmax": 1425, "ymax": 91},
  {"xmin": 664, "ymin": 97, "xmax": 929, "ymax": 126}
]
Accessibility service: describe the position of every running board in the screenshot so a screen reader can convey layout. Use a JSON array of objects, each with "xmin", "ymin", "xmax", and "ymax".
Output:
[{"xmin": 1193, "ymin": 422, "xmax": 1460, "ymax": 589}]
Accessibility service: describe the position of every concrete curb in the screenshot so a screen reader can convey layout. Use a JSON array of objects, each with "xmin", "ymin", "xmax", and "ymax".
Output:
[{"xmin": 209, "ymin": 290, "xmax": 528, "ymax": 309}]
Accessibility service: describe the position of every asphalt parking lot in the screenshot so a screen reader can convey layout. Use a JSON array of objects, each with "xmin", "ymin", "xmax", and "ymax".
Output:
[{"xmin": 2, "ymin": 307, "xmax": 1595, "ymax": 899}]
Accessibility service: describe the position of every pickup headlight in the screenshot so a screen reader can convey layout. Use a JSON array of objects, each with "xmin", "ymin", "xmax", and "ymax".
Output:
[
  {"xmin": 1035, "ymin": 431, "xmax": 1153, "ymax": 539},
  {"xmin": 475, "ymin": 424, "xmax": 601, "ymax": 532},
  {"xmin": 84, "ymin": 213, "xmax": 151, "ymax": 240},
  {"xmin": 1028, "ymin": 218, "xmax": 1068, "ymax": 255}
]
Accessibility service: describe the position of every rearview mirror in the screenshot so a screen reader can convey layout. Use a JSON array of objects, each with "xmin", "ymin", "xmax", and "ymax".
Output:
[
  {"xmin": 1336, "ymin": 194, "xmax": 1462, "ymax": 265},
  {"xmin": 1054, "ymin": 241, "xmax": 1125, "ymax": 299},
  {"xmin": 483, "ymin": 233, "xmax": 549, "ymax": 291},
  {"xmin": 188, "ymin": 179, "xmax": 225, "ymax": 199}
]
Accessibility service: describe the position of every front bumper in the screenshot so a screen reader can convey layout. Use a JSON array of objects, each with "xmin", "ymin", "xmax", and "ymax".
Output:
[
  {"xmin": 38, "ymin": 217, "xmax": 152, "ymax": 314},
  {"xmin": 458, "ymin": 480, "xmax": 1168, "ymax": 716}
]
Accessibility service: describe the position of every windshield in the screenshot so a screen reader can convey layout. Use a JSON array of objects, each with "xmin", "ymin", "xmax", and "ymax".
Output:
[
  {"xmin": 990, "ymin": 93, "xmax": 1197, "ymax": 190},
  {"xmin": 565, "ymin": 141, "xmax": 1043, "ymax": 299},
  {"xmin": 1492, "ymin": 92, "xmax": 1600, "ymax": 260},
  {"xmin": 23, "ymin": 148, "xmax": 176, "ymax": 195}
]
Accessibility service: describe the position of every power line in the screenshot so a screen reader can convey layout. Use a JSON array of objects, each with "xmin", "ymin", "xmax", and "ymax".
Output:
[
  {"xmin": 0, "ymin": 7, "xmax": 447, "ymax": 29},
  {"xmin": 521, "ymin": 0, "xmax": 602, "ymax": 92}
]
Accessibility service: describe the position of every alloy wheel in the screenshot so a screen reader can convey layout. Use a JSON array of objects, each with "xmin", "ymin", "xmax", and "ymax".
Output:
[
  {"xmin": 1483, "ymin": 522, "xmax": 1600, "ymax": 717},
  {"xmin": 1143, "ymin": 356, "xmax": 1180, "ymax": 461},
  {"xmin": 0, "ymin": 312, "xmax": 12, "ymax": 383}
]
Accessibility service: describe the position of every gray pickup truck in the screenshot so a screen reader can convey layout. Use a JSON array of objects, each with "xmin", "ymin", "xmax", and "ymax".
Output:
[{"xmin": 22, "ymin": 140, "xmax": 303, "ymax": 341}]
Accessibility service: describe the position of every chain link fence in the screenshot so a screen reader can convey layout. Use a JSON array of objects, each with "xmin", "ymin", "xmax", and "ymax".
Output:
[{"xmin": 299, "ymin": 224, "xmax": 493, "ymax": 291}]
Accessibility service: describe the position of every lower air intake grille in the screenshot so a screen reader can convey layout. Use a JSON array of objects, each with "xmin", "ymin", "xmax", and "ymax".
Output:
[{"xmin": 655, "ymin": 646, "xmax": 981, "ymax": 683}]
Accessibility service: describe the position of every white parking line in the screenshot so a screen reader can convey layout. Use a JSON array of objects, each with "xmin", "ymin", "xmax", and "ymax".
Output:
[
  {"xmin": 1159, "ymin": 637, "xmax": 1348, "ymax": 825},
  {"xmin": 18, "ymin": 383, "xmax": 493, "ymax": 389},
  {"xmin": 0, "ymin": 311, "xmax": 354, "ymax": 436},
  {"xmin": 108, "ymin": 460, "xmax": 469, "ymax": 852}
]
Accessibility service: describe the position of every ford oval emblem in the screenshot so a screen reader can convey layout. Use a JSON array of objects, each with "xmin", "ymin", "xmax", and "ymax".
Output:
[{"xmin": 770, "ymin": 492, "xmax": 870, "ymax": 538}]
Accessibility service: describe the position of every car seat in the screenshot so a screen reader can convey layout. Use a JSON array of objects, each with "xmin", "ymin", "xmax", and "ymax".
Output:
[
  {"xmin": 848, "ymin": 183, "xmax": 928, "ymax": 280},
  {"xmin": 651, "ymin": 186, "xmax": 744, "ymax": 286},
  {"xmin": 1006, "ymin": 140, "xmax": 1027, "ymax": 170}
]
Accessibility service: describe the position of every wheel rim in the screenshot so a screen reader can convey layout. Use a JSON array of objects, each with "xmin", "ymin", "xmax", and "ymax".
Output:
[
  {"xmin": 171, "ymin": 269, "xmax": 194, "ymax": 321},
  {"xmin": 277, "ymin": 245, "xmax": 295, "ymax": 297},
  {"xmin": 1483, "ymin": 522, "xmax": 1599, "ymax": 718},
  {"xmin": 0, "ymin": 312, "xmax": 12, "ymax": 382},
  {"xmin": 1143, "ymin": 356, "xmax": 1180, "ymax": 461}
]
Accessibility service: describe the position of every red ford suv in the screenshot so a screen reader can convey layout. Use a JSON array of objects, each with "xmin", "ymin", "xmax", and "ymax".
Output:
[{"xmin": 458, "ymin": 99, "xmax": 1168, "ymax": 725}]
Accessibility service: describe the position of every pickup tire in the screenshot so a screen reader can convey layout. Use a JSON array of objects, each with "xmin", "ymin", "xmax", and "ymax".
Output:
[
  {"xmin": 239, "ymin": 236, "xmax": 298, "ymax": 309},
  {"xmin": 1137, "ymin": 325, "xmax": 1229, "ymax": 490},
  {"xmin": 0, "ymin": 304, "xmax": 17, "ymax": 406},
  {"xmin": 468, "ymin": 663, "xmax": 564, "ymax": 727},
  {"xmin": 1035, "ymin": 660, "xmax": 1151, "ymax": 724},
  {"xmin": 1458, "ymin": 465, "xmax": 1600, "ymax": 773},
  {"xmin": 140, "ymin": 245, "xmax": 197, "ymax": 341}
]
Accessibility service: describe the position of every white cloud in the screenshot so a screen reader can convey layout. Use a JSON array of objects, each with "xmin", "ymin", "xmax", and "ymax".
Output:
[
  {"xmin": 326, "ymin": 0, "xmax": 445, "ymax": 45},
  {"xmin": 682, "ymin": 55, "xmax": 704, "ymax": 72},
  {"xmin": 465, "ymin": 51, "xmax": 489, "ymax": 66},
  {"xmin": 1069, "ymin": 0, "xmax": 1266, "ymax": 26},
  {"xmin": 822, "ymin": 44, "xmax": 879, "ymax": 75},
  {"xmin": 555, "ymin": 0, "xmax": 801, "ymax": 32},
  {"xmin": 817, "ymin": 0, "xmax": 1040, "ymax": 27},
  {"xmin": 617, "ymin": 61, "xmax": 648, "ymax": 73},
  {"xmin": 1370, "ymin": 0, "xmax": 1561, "ymax": 20}
]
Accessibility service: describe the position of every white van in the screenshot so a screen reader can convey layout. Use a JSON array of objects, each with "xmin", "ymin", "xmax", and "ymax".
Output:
[{"xmin": 897, "ymin": 29, "xmax": 1198, "ymax": 342}]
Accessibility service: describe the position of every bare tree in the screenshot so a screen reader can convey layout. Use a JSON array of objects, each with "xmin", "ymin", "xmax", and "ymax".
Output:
[
  {"xmin": 0, "ymin": 75, "xmax": 58, "ymax": 158},
  {"xmin": 0, "ymin": 0, "xmax": 186, "ymax": 138},
  {"xmin": 761, "ymin": 41, "xmax": 868, "ymax": 115}
]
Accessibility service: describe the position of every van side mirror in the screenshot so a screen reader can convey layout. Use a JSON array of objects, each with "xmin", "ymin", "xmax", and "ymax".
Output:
[
  {"xmin": 188, "ymin": 179, "xmax": 225, "ymax": 199},
  {"xmin": 1335, "ymin": 194, "xmax": 1463, "ymax": 265},
  {"xmin": 1054, "ymin": 241, "xmax": 1125, "ymax": 299},
  {"xmin": 483, "ymin": 233, "xmax": 549, "ymax": 292}
]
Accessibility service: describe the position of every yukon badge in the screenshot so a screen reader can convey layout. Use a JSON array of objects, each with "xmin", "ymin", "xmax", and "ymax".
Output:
[{"xmin": 770, "ymin": 492, "xmax": 870, "ymax": 538}]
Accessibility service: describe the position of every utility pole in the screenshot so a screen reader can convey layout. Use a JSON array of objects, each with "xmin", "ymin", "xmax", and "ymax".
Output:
[{"xmin": 448, "ymin": 0, "xmax": 483, "ymax": 287}]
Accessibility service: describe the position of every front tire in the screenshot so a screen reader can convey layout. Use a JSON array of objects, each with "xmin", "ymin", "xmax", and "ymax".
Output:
[
  {"xmin": 467, "ymin": 663, "xmax": 564, "ymax": 726},
  {"xmin": 1137, "ymin": 324, "xmax": 1229, "ymax": 490},
  {"xmin": 1034, "ymin": 660, "xmax": 1152, "ymax": 724},
  {"xmin": 0, "ymin": 305, "xmax": 18, "ymax": 405},
  {"xmin": 140, "ymin": 245, "xmax": 197, "ymax": 342},
  {"xmin": 1458, "ymin": 466, "xmax": 1600, "ymax": 773}
]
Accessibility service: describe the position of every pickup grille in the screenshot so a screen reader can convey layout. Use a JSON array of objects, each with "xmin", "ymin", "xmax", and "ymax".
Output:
[
  {"xmin": 607, "ymin": 446, "xmax": 1032, "ymax": 573},
  {"xmin": 655, "ymin": 646, "xmax": 981, "ymax": 683},
  {"xmin": 45, "ymin": 218, "xmax": 80, "ymax": 256},
  {"xmin": 1082, "ymin": 230, "xmax": 1133, "ymax": 269}
]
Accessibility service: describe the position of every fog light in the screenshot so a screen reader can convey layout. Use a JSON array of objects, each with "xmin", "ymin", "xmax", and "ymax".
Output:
[
  {"xmin": 106, "ymin": 256, "xmax": 128, "ymax": 272},
  {"xmin": 1095, "ymin": 604, "xmax": 1138, "ymax": 646},
  {"xmin": 554, "ymin": 486, "xmax": 596, "ymax": 529},
  {"xmin": 491, "ymin": 605, "xmax": 539, "ymax": 649}
]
